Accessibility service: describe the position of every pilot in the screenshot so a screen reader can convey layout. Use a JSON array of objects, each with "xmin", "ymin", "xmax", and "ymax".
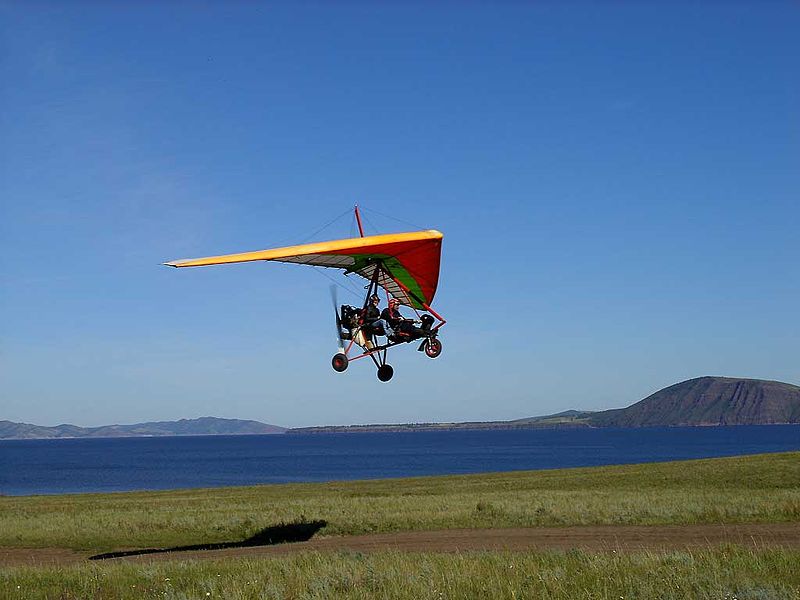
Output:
[
  {"xmin": 381, "ymin": 298, "xmax": 403, "ymax": 332},
  {"xmin": 381, "ymin": 298, "xmax": 424, "ymax": 340}
]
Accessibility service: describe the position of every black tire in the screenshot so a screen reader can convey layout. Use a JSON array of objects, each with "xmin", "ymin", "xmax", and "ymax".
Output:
[
  {"xmin": 424, "ymin": 338, "xmax": 442, "ymax": 359},
  {"xmin": 377, "ymin": 364, "xmax": 394, "ymax": 382},
  {"xmin": 331, "ymin": 353, "xmax": 349, "ymax": 372}
]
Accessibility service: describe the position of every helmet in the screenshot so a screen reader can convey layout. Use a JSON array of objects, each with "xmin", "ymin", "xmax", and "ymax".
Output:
[
  {"xmin": 388, "ymin": 298, "xmax": 400, "ymax": 306},
  {"xmin": 370, "ymin": 294, "xmax": 380, "ymax": 302}
]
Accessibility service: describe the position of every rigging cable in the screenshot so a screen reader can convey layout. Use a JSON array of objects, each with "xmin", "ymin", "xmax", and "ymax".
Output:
[
  {"xmin": 360, "ymin": 209, "xmax": 381, "ymax": 237},
  {"xmin": 311, "ymin": 265, "xmax": 363, "ymax": 301},
  {"xmin": 360, "ymin": 205, "xmax": 427, "ymax": 232},
  {"xmin": 295, "ymin": 206, "xmax": 354, "ymax": 244}
]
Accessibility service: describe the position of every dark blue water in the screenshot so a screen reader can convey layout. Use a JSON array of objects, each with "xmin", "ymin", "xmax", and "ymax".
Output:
[{"xmin": 2, "ymin": 425, "xmax": 799, "ymax": 496}]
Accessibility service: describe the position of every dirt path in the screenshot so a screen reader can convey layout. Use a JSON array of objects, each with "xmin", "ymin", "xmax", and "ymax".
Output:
[
  {"xmin": 4, "ymin": 523, "xmax": 800, "ymax": 567},
  {"xmin": 0, "ymin": 547, "xmax": 85, "ymax": 568}
]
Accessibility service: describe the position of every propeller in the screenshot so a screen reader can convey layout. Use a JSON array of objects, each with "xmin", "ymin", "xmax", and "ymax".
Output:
[{"xmin": 330, "ymin": 285, "xmax": 344, "ymax": 352}]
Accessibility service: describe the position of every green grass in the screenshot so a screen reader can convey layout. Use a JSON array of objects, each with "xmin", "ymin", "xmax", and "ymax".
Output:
[
  {"xmin": 2, "ymin": 451, "xmax": 799, "ymax": 552},
  {"xmin": 3, "ymin": 548, "xmax": 800, "ymax": 599}
]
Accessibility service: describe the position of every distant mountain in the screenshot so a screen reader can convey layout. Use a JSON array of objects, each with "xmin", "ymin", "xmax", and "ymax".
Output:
[
  {"xmin": 290, "ymin": 377, "xmax": 800, "ymax": 434},
  {"xmin": 290, "ymin": 411, "xmax": 598, "ymax": 434},
  {"xmin": 511, "ymin": 410, "xmax": 597, "ymax": 426},
  {"xmin": 588, "ymin": 376, "xmax": 800, "ymax": 427},
  {"xmin": 0, "ymin": 417, "xmax": 286, "ymax": 440},
  {"xmin": 289, "ymin": 420, "xmax": 555, "ymax": 434},
  {"xmin": 6, "ymin": 377, "xmax": 798, "ymax": 439}
]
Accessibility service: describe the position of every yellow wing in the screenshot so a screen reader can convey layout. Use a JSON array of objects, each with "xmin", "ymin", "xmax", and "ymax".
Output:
[{"xmin": 165, "ymin": 230, "xmax": 443, "ymax": 309}]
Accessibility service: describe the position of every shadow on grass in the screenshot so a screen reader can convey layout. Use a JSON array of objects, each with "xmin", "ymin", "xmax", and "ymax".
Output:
[{"xmin": 89, "ymin": 519, "xmax": 327, "ymax": 561}]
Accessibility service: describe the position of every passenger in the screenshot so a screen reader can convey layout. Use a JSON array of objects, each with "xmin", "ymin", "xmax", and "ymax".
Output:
[
  {"xmin": 361, "ymin": 294, "xmax": 388, "ymax": 337},
  {"xmin": 361, "ymin": 294, "xmax": 380, "ymax": 325}
]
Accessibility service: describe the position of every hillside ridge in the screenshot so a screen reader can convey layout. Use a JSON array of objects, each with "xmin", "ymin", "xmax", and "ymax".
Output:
[{"xmin": 589, "ymin": 376, "xmax": 800, "ymax": 427}]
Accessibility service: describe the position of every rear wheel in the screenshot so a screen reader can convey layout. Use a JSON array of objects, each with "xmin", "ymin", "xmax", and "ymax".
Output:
[
  {"xmin": 424, "ymin": 338, "xmax": 442, "ymax": 359},
  {"xmin": 377, "ymin": 364, "xmax": 394, "ymax": 382},
  {"xmin": 331, "ymin": 353, "xmax": 348, "ymax": 372}
]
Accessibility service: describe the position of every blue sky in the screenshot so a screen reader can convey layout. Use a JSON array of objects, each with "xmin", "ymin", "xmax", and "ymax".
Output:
[{"xmin": 1, "ymin": 2, "xmax": 798, "ymax": 428}]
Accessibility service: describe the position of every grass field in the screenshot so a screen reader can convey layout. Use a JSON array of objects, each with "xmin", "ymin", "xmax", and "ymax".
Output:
[
  {"xmin": 2, "ymin": 452, "xmax": 799, "ymax": 598},
  {"xmin": 3, "ymin": 548, "xmax": 800, "ymax": 599},
  {"xmin": 2, "ymin": 451, "xmax": 799, "ymax": 552}
]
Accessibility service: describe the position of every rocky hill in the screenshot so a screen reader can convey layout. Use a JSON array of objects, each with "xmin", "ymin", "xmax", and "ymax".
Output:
[
  {"xmin": 589, "ymin": 377, "xmax": 800, "ymax": 427},
  {"xmin": 0, "ymin": 417, "xmax": 286, "ymax": 440}
]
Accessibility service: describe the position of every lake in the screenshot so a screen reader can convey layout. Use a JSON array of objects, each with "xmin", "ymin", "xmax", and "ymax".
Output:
[{"xmin": 2, "ymin": 425, "xmax": 799, "ymax": 496}]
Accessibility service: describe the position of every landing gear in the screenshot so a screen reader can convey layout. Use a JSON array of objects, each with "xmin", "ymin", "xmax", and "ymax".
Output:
[
  {"xmin": 377, "ymin": 364, "xmax": 394, "ymax": 382},
  {"xmin": 331, "ymin": 353, "xmax": 349, "ymax": 372},
  {"xmin": 423, "ymin": 338, "xmax": 442, "ymax": 359}
]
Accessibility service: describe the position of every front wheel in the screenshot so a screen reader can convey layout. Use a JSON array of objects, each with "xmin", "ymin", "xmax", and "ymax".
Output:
[
  {"xmin": 331, "ymin": 353, "xmax": 348, "ymax": 372},
  {"xmin": 424, "ymin": 338, "xmax": 442, "ymax": 359},
  {"xmin": 377, "ymin": 364, "xmax": 394, "ymax": 382}
]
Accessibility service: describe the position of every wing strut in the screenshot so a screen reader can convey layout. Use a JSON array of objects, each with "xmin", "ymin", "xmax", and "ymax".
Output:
[{"xmin": 354, "ymin": 204, "xmax": 365, "ymax": 238}]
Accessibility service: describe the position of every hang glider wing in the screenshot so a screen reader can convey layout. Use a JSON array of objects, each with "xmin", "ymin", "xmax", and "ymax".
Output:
[{"xmin": 165, "ymin": 230, "xmax": 443, "ymax": 309}]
